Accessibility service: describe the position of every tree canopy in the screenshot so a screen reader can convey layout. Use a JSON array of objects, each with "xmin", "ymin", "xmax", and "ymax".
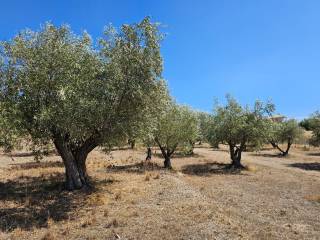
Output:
[
  {"xmin": 269, "ymin": 119, "xmax": 303, "ymax": 156},
  {"xmin": 209, "ymin": 95, "xmax": 274, "ymax": 168},
  {"xmin": 0, "ymin": 17, "xmax": 166, "ymax": 190},
  {"xmin": 153, "ymin": 104, "xmax": 199, "ymax": 168},
  {"xmin": 303, "ymin": 112, "xmax": 320, "ymax": 146}
]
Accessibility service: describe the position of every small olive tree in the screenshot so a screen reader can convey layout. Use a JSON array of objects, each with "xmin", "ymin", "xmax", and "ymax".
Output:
[
  {"xmin": 0, "ymin": 18, "xmax": 165, "ymax": 190},
  {"xmin": 153, "ymin": 104, "xmax": 199, "ymax": 168},
  {"xmin": 269, "ymin": 119, "xmax": 303, "ymax": 156},
  {"xmin": 210, "ymin": 96, "xmax": 274, "ymax": 168}
]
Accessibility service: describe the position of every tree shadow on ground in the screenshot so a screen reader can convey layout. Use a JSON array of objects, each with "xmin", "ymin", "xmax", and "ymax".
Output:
[
  {"xmin": 250, "ymin": 153, "xmax": 284, "ymax": 158},
  {"xmin": 0, "ymin": 173, "xmax": 99, "ymax": 232},
  {"xmin": 106, "ymin": 161, "xmax": 163, "ymax": 174},
  {"xmin": 287, "ymin": 162, "xmax": 320, "ymax": 171},
  {"xmin": 153, "ymin": 152, "xmax": 202, "ymax": 159},
  {"xmin": 181, "ymin": 162, "xmax": 246, "ymax": 176},
  {"xmin": 306, "ymin": 152, "xmax": 320, "ymax": 157},
  {"xmin": 208, "ymin": 148, "xmax": 229, "ymax": 153},
  {"xmin": 9, "ymin": 161, "xmax": 64, "ymax": 170},
  {"xmin": 3, "ymin": 150, "xmax": 57, "ymax": 158}
]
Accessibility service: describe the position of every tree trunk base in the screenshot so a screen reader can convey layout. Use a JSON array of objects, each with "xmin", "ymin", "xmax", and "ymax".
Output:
[
  {"xmin": 228, "ymin": 162, "xmax": 245, "ymax": 170},
  {"xmin": 64, "ymin": 178, "xmax": 92, "ymax": 191},
  {"xmin": 164, "ymin": 158, "xmax": 172, "ymax": 169},
  {"xmin": 64, "ymin": 167, "xmax": 91, "ymax": 191}
]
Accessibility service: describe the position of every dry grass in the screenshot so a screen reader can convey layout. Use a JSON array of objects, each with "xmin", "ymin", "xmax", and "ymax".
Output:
[
  {"xmin": 144, "ymin": 172, "xmax": 151, "ymax": 181},
  {"xmin": 245, "ymin": 164, "xmax": 258, "ymax": 173},
  {"xmin": 304, "ymin": 194, "xmax": 320, "ymax": 203},
  {"xmin": 41, "ymin": 231, "xmax": 56, "ymax": 240},
  {"xmin": 0, "ymin": 146, "xmax": 319, "ymax": 239}
]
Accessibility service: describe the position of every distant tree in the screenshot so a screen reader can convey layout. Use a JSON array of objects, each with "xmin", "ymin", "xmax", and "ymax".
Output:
[
  {"xmin": 136, "ymin": 80, "xmax": 171, "ymax": 161},
  {"xmin": 305, "ymin": 112, "xmax": 320, "ymax": 146},
  {"xmin": 299, "ymin": 118, "xmax": 313, "ymax": 131},
  {"xmin": 153, "ymin": 104, "xmax": 199, "ymax": 168},
  {"xmin": 269, "ymin": 120, "xmax": 303, "ymax": 156},
  {"xmin": 206, "ymin": 116, "xmax": 220, "ymax": 149},
  {"xmin": 210, "ymin": 96, "xmax": 274, "ymax": 168},
  {"xmin": 197, "ymin": 111, "xmax": 212, "ymax": 145},
  {"xmin": 0, "ymin": 18, "xmax": 165, "ymax": 190}
]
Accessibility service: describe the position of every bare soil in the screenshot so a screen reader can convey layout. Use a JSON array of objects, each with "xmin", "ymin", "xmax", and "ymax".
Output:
[{"xmin": 0, "ymin": 145, "xmax": 319, "ymax": 240}]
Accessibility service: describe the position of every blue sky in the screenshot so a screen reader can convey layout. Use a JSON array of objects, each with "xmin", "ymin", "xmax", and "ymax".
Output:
[{"xmin": 1, "ymin": 0, "xmax": 319, "ymax": 119}]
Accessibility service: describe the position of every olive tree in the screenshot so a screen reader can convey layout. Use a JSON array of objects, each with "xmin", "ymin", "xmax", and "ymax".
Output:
[
  {"xmin": 197, "ymin": 111, "xmax": 212, "ymax": 145},
  {"xmin": 304, "ymin": 112, "xmax": 320, "ymax": 146},
  {"xmin": 211, "ymin": 96, "xmax": 274, "ymax": 168},
  {"xmin": 299, "ymin": 118, "xmax": 313, "ymax": 131},
  {"xmin": 269, "ymin": 119, "xmax": 303, "ymax": 156},
  {"xmin": 153, "ymin": 104, "xmax": 199, "ymax": 168},
  {"xmin": 0, "ymin": 18, "xmax": 165, "ymax": 190}
]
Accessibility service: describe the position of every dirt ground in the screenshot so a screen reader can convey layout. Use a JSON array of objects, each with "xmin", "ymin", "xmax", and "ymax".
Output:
[{"xmin": 0, "ymin": 145, "xmax": 319, "ymax": 240}]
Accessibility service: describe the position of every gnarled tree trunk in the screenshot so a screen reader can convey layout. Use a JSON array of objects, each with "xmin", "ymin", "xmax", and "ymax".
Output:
[
  {"xmin": 159, "ymin": 146, "xmax": 173, "ymax": 169},
  {"xmin": 53, "ymin": 132, "xmax": 98, "ymax": 190},
  {"xmin": 155, "ymin": 138, "xmax": 176, "ymax": 169},
  {"xmin": 229, "ymin": 144, "xmax": 245, "ymax": 169},
  {"xmin": 270, "ymin": 138, "xmax": 292, "ymax": 157}
]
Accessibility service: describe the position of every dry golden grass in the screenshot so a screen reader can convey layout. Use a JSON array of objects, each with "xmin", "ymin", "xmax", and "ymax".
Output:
[
  {"xmin": 87, "ymin": 192, "xmax": 108, "ymax": 206},
  {"xmin": 0, "ymin": 146, "xmax": 319, "ymax": 239},
  {"xmin": 245, "ymin": 164, "xmax": 258, "ymax": 173},
  {"xmin": 144, "ymin": 172, "xmax": 151, "ymax": 181},
  {"xmin": 41, "ymin": 231, "xmax": 56, "ymax": 240},
  {"xmin": 304, "ymin": 194, "xmax": 320, "ymax": 203}
]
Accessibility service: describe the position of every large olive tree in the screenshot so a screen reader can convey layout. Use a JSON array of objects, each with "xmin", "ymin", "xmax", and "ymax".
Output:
[
  {"xmin": 153, "ymin": 104, "xmax": 199, "ymax": 168},
  {"xmin": 269, "ymin": 119, "xmax": 303, "ymax": 156},
  {"xmin": 0, "ymin": 18, "xmax": 165, "ymax": 190},
  {"xmin": 211, "ymin": 96, "xmax": 274, "ymax": 168}
]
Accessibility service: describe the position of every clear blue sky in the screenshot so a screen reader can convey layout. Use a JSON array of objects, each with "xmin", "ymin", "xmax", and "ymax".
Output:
[{"xmin": 1, "ymin": 0, "xmax": 319, "ymax": 119}]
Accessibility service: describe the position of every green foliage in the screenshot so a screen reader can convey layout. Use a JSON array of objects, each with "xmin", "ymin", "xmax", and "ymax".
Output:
[
  {"xmin": 269, "ymin": 120, "xmax": 303, "ymax": 146},
  {"xmin": 196, "ymin": 111, "xmax": 212, "ymax": 144},
  {"xmin": 0, "ymin": 18, "xmax": 165, "ymax": 152},
  {"xmin": 210, "ymin": 95, "xmax": 274, "ymax": 150},
  {"xmin": 299, "ymin": 118, "xmax": 313, "ymax": 131},
  {"xmin": 305, "ymin": 112, "xmax": 320, "ymax": 146},
  {"xmin": 127, "ymin": 79, "xmax": 171, "ymax": 148},
  {"xmin": 154, "ymin": 103, "xmax": 199, "ymax": 155}
]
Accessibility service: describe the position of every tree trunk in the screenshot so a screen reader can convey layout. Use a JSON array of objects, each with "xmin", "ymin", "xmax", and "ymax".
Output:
[
  {"xmin": 231, "ymin": 153, "xmax": 243, "ymax": 168},
  {"xmin": 229, "ymin": 144, "xmax": 245, "ymax": 169},
  {"xmin": 270, "ymin": 140, "xmax": 291, "ymax": 157},
  {"xmin": 160, "ymin": 147, "xmax": 172, "ymax": 169},
  {"xmin": 164, "ymin": 155, "xmax": 172, "ymax": 169},
  {"xmin": 128, "ymin": 139, "xmax": 135, "ymax": 149},
  {"xmin": 53, "ymin": 133, "xmax": 98, "ymax": 190},
  {"xmin": 155, "ymin": 138, "xmax": 175, "ymax": 169},
  {"xmin": 189, "ymin": 140, "xmax": 195, "ymax": 155},
  {"xmin": 282, "ymin": 139, "xmax": 292, "ymax": 157},
  {"xmin": 53, "ymin": 140, "xmax": 85, "ymax": 190},
  {"xmin": 65, "ymin": 155, "xmax": 87, "ymax": 190},
  {"xmin": 146, "ymin": 147, "xmax": 152, "ymax": 161}
]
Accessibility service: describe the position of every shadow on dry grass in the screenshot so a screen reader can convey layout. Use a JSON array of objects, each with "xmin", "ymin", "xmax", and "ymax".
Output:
[
  {"xmin": 0, "ymin": 173, "xmax": 102, "ymax": 232},
  {"xmin": 106, "ymin": 161, "xmax": 163, "ymax": 174},
  {"xmin": 250, "ymin": 153, "xmax": 284, "ymax": 158},
  {"xmin": 181, "ymin": 162, "xmax": 245, "ymax": 176},
  {"xmin": 9, "ymin": 161, "xmax": 63, "ymax": 170},
  {"xmin": 306, "ymin": 152, "xmax": 320, "ymax": 157},
  {"xmin": 153, "ymin": 152, "xmax": 202, "ymax": 159},
  {"xmin": 3, "ymin": 150, "xmax": 58, "ymax": 158},
  {"xmin": 287, "ymin": 162, "xmax": 320, "ymax": 171}
]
